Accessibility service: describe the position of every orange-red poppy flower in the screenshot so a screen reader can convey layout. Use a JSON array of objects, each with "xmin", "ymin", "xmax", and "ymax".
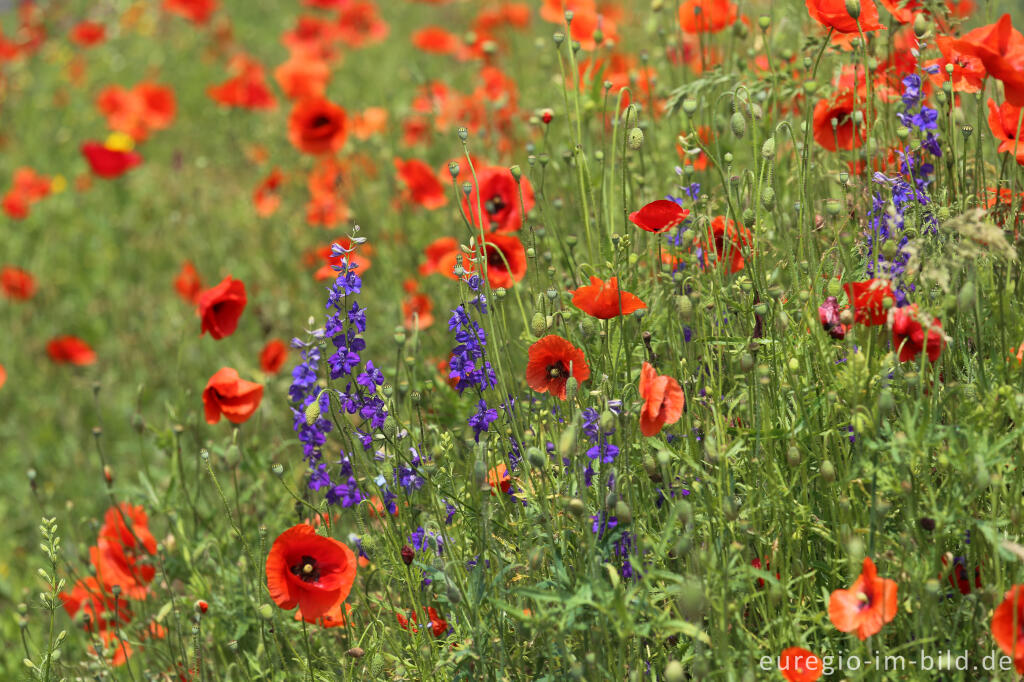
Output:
[
  {"xmin": 295, "ymin": 601, "xmax": 352, "ymax": 628},
  {"xmin": 843, "ymin": 279, "xmax": 893, "ymax": 326},
  {"xmin": 207, "ymin": 55, "xmax": 277, "ymax": 110},
  {"xmin": 806, "ymin": 0, "xmax": 885, "ymax": 35},
  {"xmin": 571, "ymin": 276, "xmax": 646, "ymax": 319},
  {"xmin": 988, "ymin": 99, "xmax": 1024, "ymax": 165},
  {"xmin": 629, "ymin": 199, "xmax": 690, "ymax": 233},
  {"xmin": 266, "ymin": 523, "xmax": 357, "ymax": 620},
  {"xmin": 2, "ymin": 167, "xmax": 51, "ymax": 219},
  {"xmin": 992, "ymin": 585, "xmax": 1024, "ymax": 672},
  {"xmin": 288, "ymin": 97, "xmax": 347, "ymax": 155},
  {"xmin": 395, "ymin": 158, "xmax": 447, "ymax": 210},
  {"xmin": 163, "ymin": 0, "xmax": 218, "ymax": 24},
  {"xmin": 540, "ymin": 0, "xmax": 595, "ymax": 24},
  {"xmin": 91, "ymin": 503, "xmax": 158, "ymax": 600},
  {"xmin": 1, "ymin": 265, "xmax": 36, "ymax": 300},
  {"xmin": 778, "ymin": 647, "xmax": 824, "ymax": 682},
  {"xmin": 70, "ymin": 21, "xmax": 106, "ymax": 47},
  {"xmin": 196, "ymin": 276, "xmax": 247, "ymax": 340},
  {"xmin": 412, "ymin": 26, "xmax": 463, "ymax": 55},
  {"xmin": 526, "ymin": 335, "xmax": 590, "ymax": 400},
  {"xmin": 335, "ymin": 1, "xmax": 389, "ymax": 48},
  {"xmin": 274, "ymin": 54, "xmax": 331, "ymax": 101},
  {"xmin": 81, "ymin": 142, "xmax": 142, "ymax": 178},
  {"xmin": 202, "ymin": 367, "xmax": 263, "ymax": 424},
  {"xmin": 480, "ymin": 233, "xmax": 527, "ymax": 289},
  {"xmin": 253, "ymin": 168, "xmax": 284, "ymax": 217},
  {"xmin": 351, "ymin": 106, "xmax": 388, "ymax": 140},
  {"xmin": 891, "ymin": 304, "xmax": 945, "ymax": 363},
  {"xmin": 638, "ymin": 362, "xmax": 684, "ymax": 437},
  {"xmin": 926, "ymin": 36, "xmax": 986, "ymax": 94},
  {"xmin": 461, "ymin": 165, "xmax": 534, "ymax": 232},
  {"xmin": 678, "ymin": 0, "xmax": 738, "ymax": 34},
  {"xmin": 475, "ymin": 3, "xmax": 531, "ymax": 32},
  {"xmin": 828, "ymin": 556, "xmax": 898, "ymax": 640},
  {"xmin": 60, "ymin": 576, "xmax": 132, "ymax": 633},
  {"xmin": 47, "ymin": 336, "xmax": 97, "ymax": 365},
  {"xmin": 0, "ymin": 364, "xmax": 5, "ymax": 391},
  {"xmin": 419, "ymin": 237, "xmax": 461, "ymax": 276},
  {"xmin": 174, "ymin": 260, "xmax": 203, "ymax": 304},
  {"xmin": 953, "ymin": 14, "xmax": 1024, "ymax": 107},
  {"xmin": 701, "ymin": 216, "xmax": 751, "ymax": 274},
  {"xmin": 812, "ymin": 92, "xmax": 867, "ymax": 151},
  {"xmin": 488, "ymin": 463, "xmax": 511, "ymax": 495},
  {"xmin": 260, "ymin": 339, "xmax": 288, "ymax": 374},
  {"xmin": 426, "ymin": 606, "xmax": 449, "ymax": 636},
  {"xmin": 403, "ymin": 292, "xmax": 435, "ymax": 331}
]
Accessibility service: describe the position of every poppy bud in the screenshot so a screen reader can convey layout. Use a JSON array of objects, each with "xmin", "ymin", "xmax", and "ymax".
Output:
[
  {"xmin": 913, "ymin": 13, "xmax": 928, "ymax": 38},
  {"xmin": 676, "ymin": 579, "xmax": 707, "ymax": 619},
  {"xmin": 527, "ymin": 447, "xmax": 546, "ymax": 470},
  {"xmin": 401, "ymin": 545, "xmax": 415, "ymax": 565},
  {"xmin": 565, "ymin": 377, "xmax": 578, "ymax": 399},
  {"xmin": 761, "ymin": 187, "xmax": 775, "ymax": 210},
  {"xmin": 530, "ymin": 312, "xmax": 547, "ymax": 337},
  {"xmin": 627, "ymin": 127, "xmax": 644, "ymax": 150},
  {"xmin": 509, "ymin": 165, "xmax": 521, "ymax": 182},
  {"xmin": 729, "ymin": 111, "xmax": 746, "ymax": 139},
  {"xmin": 741, "ymin": 208, "xmax": 755, "ymax": 228},
  {"xmin": 839, "ymin": 309, "xmax": 854, "ymax": 326},
  {"xmin": 760, "ymin": 137, "xmax": 775, "ymax": 160},
  {"xmin": 614, "ymin": 500, "xmax": 632, "ymax": 525},
  {"xmin": 541, "ymin": 108, "xmax": 553, "ymax": 124},
  {"xmin": 195, "ymin": 600, "xmax": 209, "ymax": 615},
  {"xmin": 820, "ymin": 460, "xmax": 836, "ymax": 482},
  {"xmin": 271, "ymin": 463, "xmax": 284, "ymax": 476},
  {"xmin": 664, "ymin": 661, "xmax": 685, "ymax": 682},
  {"xmin": 919, "ymin": 517, "xmax": 935, "ymax": 532},
  {"xmin": 599, "ymin": 409, "xmax": 615, "ymax": 431},
  {"xmin": 786, "ymin": 446, "xmax": 801, "ymax": 467},
  {"xmin": 739, "ymin": 353, "xmax": 754, "ymax": 371},
  {"xmin": 382, "ymin": 416, "xmax": 398, "ymax": 439},
  {"xmin": 675, "ymin": 295, "xmax": 693, "ymax": 320},
  {"xmin": 259, "ymin": 604, "xmax": 274, "ymax": 619},
  {"xmin": 347, "ymin": 647, "xmax": 365, "ymax": 659},
  {"xmin": 757, "ymin": 15, "xmax": 770, "ymax": 30},
  {"xmin": 845, "ymin": 0, "xmax": 860, "ymax": 19},
  {"xmin": 103, "ymin": 465, "xmax": 114, "ymax": 485},
  {"xmin": 566, "ymin": 497, "xmax": 585, "ymax": 516},
  {"xmin": 682, "ymin": 98, "xmax": 698, "ymax": 115}
]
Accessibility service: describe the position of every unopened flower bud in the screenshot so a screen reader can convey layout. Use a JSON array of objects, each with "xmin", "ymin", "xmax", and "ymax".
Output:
[
  {"xmin": 729, "ymin": 111, "xmax": 746, "ymax": 139},
  {"xmin": 401, "ymin": 545, "xmax": 415, "ymax": 565},
  {"xmin": 627, "ymin": 127, "xmax": 644, "ymax": 150},
  {"xmin": 845, "ymin": 0, "xmax": 860, "ymax": 20}
]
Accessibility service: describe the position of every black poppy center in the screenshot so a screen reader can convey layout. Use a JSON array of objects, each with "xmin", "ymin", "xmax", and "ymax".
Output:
[
  {"xmin": 485, "ymin": 194, "xmax": 506, "ymax": 216},
  {"xmin": 311, "ymin": 115, "xmax": 332, "ymax": 129},
  {"xmin": 547, "ymin": 361, "xmax": 568, "ymax": 379},
  {"xmin": 290, "ymin": 555, "xmax": 321, "ymax": 583},
  {"xmin": 487, "ymin": 247, "xmax": 505, "ymax": 268}
]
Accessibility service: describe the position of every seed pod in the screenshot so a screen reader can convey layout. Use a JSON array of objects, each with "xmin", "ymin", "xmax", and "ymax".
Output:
[
  {"xmin": 820, "ymin": 460, "xmax": 836, "ymax": 483},
  {"xmin": 786, "ymin": 446, "xmax": 801, "ymax": 467},
  {"xmin": 567, "ymin": 498, "xmax": 585, "ymax": 516}
]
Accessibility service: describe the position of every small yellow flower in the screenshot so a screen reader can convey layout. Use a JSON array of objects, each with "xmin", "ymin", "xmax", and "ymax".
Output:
[{"xmin": 104, "ymin": 132, "xmax": 135, "ymax": 152}]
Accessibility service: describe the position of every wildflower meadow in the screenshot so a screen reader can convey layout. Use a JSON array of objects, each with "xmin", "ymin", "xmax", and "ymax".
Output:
[{"xmin": 5, "ymin": 0, "xmax": 1024, "ymax": 679}]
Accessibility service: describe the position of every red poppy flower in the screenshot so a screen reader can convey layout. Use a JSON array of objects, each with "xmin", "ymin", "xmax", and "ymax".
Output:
[
  {"xmin": 395, "ymin": 158, "xmax": 447, "ymax": 210},
  {"xmin": 163, "ymin": 0, "xmax": 218, "ymax": 24},
  {"xmin": 335, "ymin": 1, "xmax": 389, "ymax": 48},
  {"xmin": 426, "ymin": 606, "xmax": 449, "ymax": 637},
  {"xmin": 828, "ymin": 556, "xmax": 898, "ymax": 640},
  {"xmin": 134, "ymin": 82, "xmax": 177, "ymax": 132},
  {"xmin": 174, "ymin": 260, "xmax": 203, "ymax": 304},
  {"xmin": 891, "ymin": 305, "xmax": 945, "ymax": 363},
  {"xmin": 475, "ymin": 3, "xmax": 531, "ymax": 32},
  {"xmin": 207, "ymin": 55, "xmax": 277, "ymax": 110},
  {"xmin": 526, "ymin": 335, "xmax": 590, "ymax": 400},
  {"xmin": 70, "ymin": 21, "xmax": 105, "ymax": 47},
  {"xmin": 565, "ymin": 9, "xmax": 618, "ymax": 51},
  {"xmin": 253, "ymin": 168, "xmax": 284, "ymax": 217},
  {"xmin": 47, "ymin": 336, "xmax": 97, "ymax": 365},
  {"xmin": 638, "ymin": 362, "xmax": 685, "ymax": 437},
  {"xmin": 60, "ymin": 576, "xmax": 132, "ymax": 633},
  {"xmin": 95, "ymin": 82, "xmax": 175, "ymax": 142},
  {"xmin": 751, "ymin": 557, "xmax": 780, "ymax": 589},
  {"xmin": 403, "ymin": 292, "xmax": 435, "ymax": 331},
  {"xmin": 953, "ymin": 15, "xmax": 1024, "ymax": 107},
  {"xmin": 806, "ymin": 0, "xmax": 885, "ymax": 35},
  {"xmin": 2, "ymin": 265, "xmax": 36, "ymax": 300},
  {"xmin": 260, "ymin": 339, "xmax": 288, "ymax": 374},
  {"xmin": 92, "ymin": 503, "xmax": 158, "ymax": 600},
  {"xmin": 941, "ymin": 555, "xmax": 982, "ymax": 595},
  {"xmin": 629, "ymin": 199, "xmax": 690, "ymax": 233},
  {"xmin": 295, "ymin": 601, "xmax": 352, "ymax": 628},
  {"xmin": 461, "ymin": 165, "xmax": 535, "ymax": 232},
  {"xmin": 81, "ymin": 142, "xmax": 142, "ymax": 179},
  {"xmin": 0, "ymin": 364, "xmax": 5, "ymax": 391},
  {"xmin": 352, "ymin": 106, "xmax": 388, "ymax": 140},
  {"xmin": 992, "ymin": 585, "xmax": 1024, "ymax": 673},
  {"xmin": 842, "ymin": 279, "xmax": 892, "ymax": 325},
  {"xmin": 819, "ymin": 297, "xmax": 848, "ymax": 339},
  {"xmin": 196, "ymin": 276, "xmax": 247, "ymax": 340},
  {"xmin": 988, "ymin": 99, "xmax": 1024, "ymax": 165},
  {"xmin": 540, "ymin": 0, "xmax": 595, "ymax": 23},
  {"xmin": 488, "ymin": 463, "xmax": 511, "ymax": 495},
  {"xmin": 678, "ymin": 0, "xmax": 738, "ymax": 34},
  {"xmin": 274, "ymin": 55, "xmax": 331, "ymax": 101},
  {"xmin": 778, "ymin": 647, "xmax": 824, "ymax": 682},
  {"xmin": 2, "ymin": 167, "xmax": 51, "ymax": 219},
  {"xmin": 481, "ymin": 233, "xmax": 527, "ymax": 289},
  {"xmin": 571, "ymin": 276, "xmax": 646, "ymax": 319},
  {"xmin": 419, "ymin": 237, "xmax": 460, "ymax": 276},
  {"xmin": 202, "ymin": 367, "xmax": 264, "ymax": 424},
  {"xmin": 701, "ymin": 216, "xmax": 751, "ymax": 274},
  {"xmin": 412, "ymin": 26, "xmax": 463, "ymax": 55},
  {"xmin": 266, "ymin": 523, "xmax": 357, "ymax": 620},
  {"xmin": 288, "ymin": 97, "xmax": 348, "ymax": 155},
  {"xmin": 812, "ymin": 93, "xmax": 866, "ymax": 151},
  {"xmin": 927, "ymin": 37, "xmax": 986, "ymax": 94}
]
